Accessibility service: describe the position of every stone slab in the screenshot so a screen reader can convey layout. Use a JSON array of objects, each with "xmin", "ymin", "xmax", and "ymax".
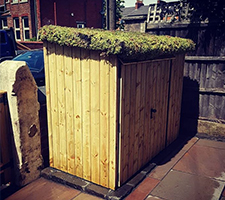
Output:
[
  {"xmin": 173, "ymin": 144, "xmax": 225, "ymax": 181},
  {"xmin": 151, "ymin": 170, "xmax": 225, "ymax": 200},
  {"xmin": 126, "ymin": 177, "xmax": 160, "ymax": 200}
]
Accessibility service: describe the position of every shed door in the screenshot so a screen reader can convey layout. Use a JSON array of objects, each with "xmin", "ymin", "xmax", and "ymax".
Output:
[{"xmin": 119, "ymin": 59, "xmax": 171, "ymax": 185}]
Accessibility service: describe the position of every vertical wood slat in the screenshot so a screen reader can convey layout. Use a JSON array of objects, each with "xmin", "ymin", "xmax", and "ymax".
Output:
[
  {"xmin": 109, "ymin": 55, "xmax": 118, "ymax": 189},
  {"xmin": 120, "ymin": 65, "xmax": 130, "ymax": 184},
  {"xmin": 167, "ymin": 55, "xmax": 185, "ymax": 145},
  {"xmin": 44, "ymin": 43, "xmax": 118, "ymax": 189},
  {"xmin": 138, "ymin": 63, "xmax": 146, "ymax": 170},
  {"xmin": 0, "ymin": 91, "xmax": 12, "ymax": 184},
  {"xmin": 146, "ymin": 62, "xmax": 154, "ymax": 163},
  {"xmin": 64, "ymin": 47, "xmax": 74, "ymax": 174},
  {"xmin": 90, "ymin": 51, "xmax": 100, "ymax": 184},
  {"xmin": 81, "ymin": 48, "xmax": 91, "ymax": 180},
  {"xmin": 56, "ymin": 46, "xmax": 67, "ymax": 171},
  {"xmin": 73, "ymin": 47, "xmax": 82, "ymax": 177},
  {"xmin": 128, "ymin": 64, "xmax": 136, "ymax": 179},
  {"xmin": 99, "ymin": 56, "xmax": 110, "ymax": 187},
  {"xmin": 134, "ymin": 63, "xmax": 141, "ymax": 172}
]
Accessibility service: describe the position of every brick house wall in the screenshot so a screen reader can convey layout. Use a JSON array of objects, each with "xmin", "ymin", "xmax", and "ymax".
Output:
[
  {"xmin": 0, "ymin": 0, "xmax": 35, "ymax": 41},
  {"xmin": 40, "ymin": 0, "xmax": 103, "ymax": 28},
  {"xmin": 0, "ymin": 0, "xmax": 103, "ymax": 41}
]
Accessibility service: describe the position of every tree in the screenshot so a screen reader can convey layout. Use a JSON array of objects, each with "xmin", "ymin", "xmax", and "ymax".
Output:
[{"xmin": 181, "ymin": 0, "xmax": 225, "ymax": 25}]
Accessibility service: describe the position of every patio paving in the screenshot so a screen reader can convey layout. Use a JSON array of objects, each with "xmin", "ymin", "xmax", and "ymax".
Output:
[{"xmin": 3, "ymin": 137, "xmax": 225, "ymax": 200}]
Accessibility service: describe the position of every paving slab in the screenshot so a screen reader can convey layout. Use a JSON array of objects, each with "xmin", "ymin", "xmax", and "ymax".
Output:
[
  {"xmin": 125, "ymin": 177, "xmax": 159, "ymax": 200},
  {"xmin": 151, "ymin": 170, "xmax": 225, "ymax": 200},
  {"xmin": 72, "ymin": 193, "xmax": 103, "ymax": 200},
  {"xmin": 148, "ymin": 137, "xmax": 198, "ymax": 180},
  {"xmin": 5, "ymin": 178, "xmax": 81, "ymax": 200},
  {"xmin": 148, "ymin": 150, "xmax": 186, "ymax": 180},
  {"xmin": 145, "ymin": 195, "xmax": 163, "ymax": 200},
  {"xmin": 173, "ymin": 144, "xmax": 225, "ymax": 181},
  {"xmin": 196, "ymin": 139, "xmax": 225, "ymax": 149}
]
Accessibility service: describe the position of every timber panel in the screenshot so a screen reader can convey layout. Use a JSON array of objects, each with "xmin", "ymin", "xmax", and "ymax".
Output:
[
  {"xmin": 119, "ymin": 59, "xmax": 171, "ymax": 185},
  {"xmin": 43, "ymin": 43, "xmax": 118, "ymax": 189},
  {"xmin": 167, "ymin": 55, "xmax": 185, "ymax": 145}
]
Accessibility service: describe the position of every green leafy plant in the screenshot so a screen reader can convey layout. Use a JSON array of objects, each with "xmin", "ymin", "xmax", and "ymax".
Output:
[{"xmin": 39, "ymin": 25, "xmax": 195, "ymax": 61}]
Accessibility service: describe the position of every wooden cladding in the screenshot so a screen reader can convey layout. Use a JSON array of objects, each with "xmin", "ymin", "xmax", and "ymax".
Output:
[
  {"xmin": 119, "ymin": 55, "xmax": 184, "ymax": 185},
  {"xmin": 44, "ymin": 41, "xmax": 185, "ymax": 189},
  {"xmin": 44, "ymin": 43, "xmax": 118, "ymax": 189}
]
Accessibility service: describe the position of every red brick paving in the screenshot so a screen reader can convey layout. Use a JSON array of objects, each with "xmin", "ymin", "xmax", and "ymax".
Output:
[
  {"xmin": 148, "ymin": 149, "xmax": 186, "ymax": 180},
  {"xmin": 6, "ymin": 178, "xmax": 81, "ymax": 200},
  {"xmin": 5, "ymin": 138, "xmax": 225, "ymax": 200},
  {"xmin": 173, "ymin": 144, "xmax": 225, "ymax": 181},
  {"xmin": 125, "ymin": 177, "xmax": 159, "ymax": 200},
  {"xmin": 148, "ymin": 137, "xmax": 198, "ymax": 180},
  {"xmin": 195, "ymin": 139, "xmax": 225, "ymax": 149}
]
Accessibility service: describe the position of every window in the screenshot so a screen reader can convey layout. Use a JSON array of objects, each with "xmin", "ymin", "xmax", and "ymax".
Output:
[
  {"xmin": 13, "ymin": 17, "xmax": 21, "ymax": 40},
  {"xmin": 12, "ymin": 0, "xmax": 18, "ymax": 3},
  {"xmin": 77, "ymin": 24, "xmax": 85, "ymax": 28},
  {"xmin": 6, "ymin": 0, "xmax": 10, "ymax": 3},
  {"xmin": 20, "ymin": 0, "xmax": 28, "ymax": 3},
  {"xmin": 1, "ymin": 18, "xmax": 8, "ymax": 29},
  {"xmin": 22, "ymin": 16, "xmax": 30, "ymax": 40},
  {"xmin": 76, "ymin": 21, "xmax": 85, "ymax": 28}
]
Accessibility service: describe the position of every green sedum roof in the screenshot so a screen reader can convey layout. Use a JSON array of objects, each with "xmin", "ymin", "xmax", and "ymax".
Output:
[{"xmin": 39, "ymin": 25, "xmax": 195, "ymax": 61}]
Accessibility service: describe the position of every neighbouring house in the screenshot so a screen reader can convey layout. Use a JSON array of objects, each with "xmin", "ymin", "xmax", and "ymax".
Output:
[
  {"xmin": 0, "ymin": 0, "xmax": 103, "ymax": 41},
  {"xmin": 122, "ymin": 0, "xmax": 149, "ymax": 32},
  {"xmin": 122, "ymin": 0, "xmax": 183, "ymax": 32}
]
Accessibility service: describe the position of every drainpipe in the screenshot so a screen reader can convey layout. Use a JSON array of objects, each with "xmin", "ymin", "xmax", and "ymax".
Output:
[
  {"xmin": 33, "ymin": 0, "xmax": 38, "ymax": 38},
  {"xmin": 109, "ymin": 0, "xmax": 116, "ymax": 30},
  {"xmin": 36, "ymin": 0, "xmax": 41, "ymax": 30},
  {"xmin": 54, "ymin": 1, "xmax": 57, "ymax": 25}
]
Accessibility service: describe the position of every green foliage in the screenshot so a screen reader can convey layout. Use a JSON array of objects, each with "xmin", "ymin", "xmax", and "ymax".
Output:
[
  {"xmin": 29, "ymin": 37, "xmax": 37, "ymax": 41},
  {"xmin": 116, "ymin": 0, "xmax": 125, "ymax": 30},
  {"xmin": 103, "ymin": 0, "xmax": 125, "ymax": 30},
  {"xmin": 39, "ymin": 25, "xmax": 195, "ymax": 61}
]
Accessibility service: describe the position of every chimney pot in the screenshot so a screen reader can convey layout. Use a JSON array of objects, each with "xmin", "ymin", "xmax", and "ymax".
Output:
[{"xmin": 135, "ymin": 0, "xmax": 144, "ymax": 9}]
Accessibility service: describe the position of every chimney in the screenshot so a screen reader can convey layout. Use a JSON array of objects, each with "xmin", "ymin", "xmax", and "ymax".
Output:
[{"xmin": 135, "ymin": 0, "xmax": 144, "ymax": 9}]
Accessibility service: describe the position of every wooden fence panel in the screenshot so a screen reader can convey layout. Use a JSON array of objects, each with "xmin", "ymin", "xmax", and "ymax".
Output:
[
  {"xmin": 0, "ymin": 91, "xmax": 12, "ymax": 185},
  {"xmin": 183, "ymin": 57, "xmax": 225, "ymax": 121}
]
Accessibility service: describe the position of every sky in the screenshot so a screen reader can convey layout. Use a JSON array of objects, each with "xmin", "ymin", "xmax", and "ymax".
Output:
[{"xmin": 124, "ymin": 0, "xmax": 175, "ymax": 7}]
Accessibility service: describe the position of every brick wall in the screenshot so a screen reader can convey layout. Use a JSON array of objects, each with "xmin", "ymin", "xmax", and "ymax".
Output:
[
  {"xmin": 1, "ymin": 0, "xmax": 35, "ymax": 41},
  {"xmin": 1, "ymin": 0, "xmax": 103, "ymax": 42},
  {"xmin": 40, "ymin": 0, "xmax": 103, "ymax": 28}
]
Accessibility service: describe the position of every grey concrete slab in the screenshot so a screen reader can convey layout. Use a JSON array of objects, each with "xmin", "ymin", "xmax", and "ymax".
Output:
[{"xmin": 151, "ymin": 170, "xmax": 225, "ymax": 200}]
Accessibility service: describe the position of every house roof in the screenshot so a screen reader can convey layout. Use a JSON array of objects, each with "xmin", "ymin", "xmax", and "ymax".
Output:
[{"xmin": 122, "ymin": 5, "xmax": 149, "ymax": 20}]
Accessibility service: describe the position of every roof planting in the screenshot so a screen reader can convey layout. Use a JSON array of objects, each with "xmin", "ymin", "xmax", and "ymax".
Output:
[{"xmin": 38, "ymin": 25, "xmax": 195, "ymax": 61}]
